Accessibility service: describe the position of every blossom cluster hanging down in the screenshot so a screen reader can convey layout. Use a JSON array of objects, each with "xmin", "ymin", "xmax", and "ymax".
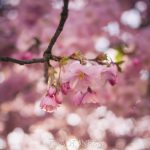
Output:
[{"xmin": 40, "ymin": 52, "xmax": 119, "ymax": 112}]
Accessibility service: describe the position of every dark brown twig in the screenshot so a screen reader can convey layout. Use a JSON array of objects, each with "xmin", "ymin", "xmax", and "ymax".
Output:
[
  {"xmin": 0, "ymin": 57, "xmax": 45, "ymax": 65},
  {"xmin": 44, "ymin": 0, "xmax": 69, "ymax": 57},
  {"xmin": 43, "ymin": 0, "xmax": 69, "ymax": 81}
]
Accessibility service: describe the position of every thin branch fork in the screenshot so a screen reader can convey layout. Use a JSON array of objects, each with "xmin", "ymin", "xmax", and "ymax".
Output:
[{"xmin": 0, "ymin": 0, "xmax": 69, "ymax": 65}]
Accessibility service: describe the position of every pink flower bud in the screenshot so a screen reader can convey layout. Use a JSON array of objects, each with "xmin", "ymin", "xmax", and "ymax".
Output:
[
  {"xmin": 47, "ymin": 86, "xmax": 56, "ymax": 97},
  {"xmin": 55, "ymin": 91, "xmax": 63, "ymax": 104}
]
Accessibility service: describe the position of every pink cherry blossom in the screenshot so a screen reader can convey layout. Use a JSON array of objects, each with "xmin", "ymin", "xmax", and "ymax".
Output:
[
  {"xmin": 40, "ymin": 86, "xmax": 63, "ymax": 112},
  {"xmin": 40, "ymin": 95, "xmax": 59, "ymax": 112},
  {"xmin": 61, "ymin": 62, "xmax": 117, "ymax": 105},
  {"xmin": 61, "ymin": 62, "xmax": 100, "ymax": 92},
  {"xmin": 13, "ymin": 52, "xmax": 33, "ymax": 60}
]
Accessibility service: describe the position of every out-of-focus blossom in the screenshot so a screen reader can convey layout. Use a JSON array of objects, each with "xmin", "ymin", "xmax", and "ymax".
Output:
[
  {"xmin": 94, "ymin": 37, "xmax": 110, "ymax": 52},
  {"xmin": 121, "ymin": 9, "xmax": 142, "ymax": 29},
  {"xmin": 66, "ymin": 113, "xmax": 81, "ymax": 126},
  {"xmin": 13, "ymin": 51, "xmax": 33, "ymax": 60}
]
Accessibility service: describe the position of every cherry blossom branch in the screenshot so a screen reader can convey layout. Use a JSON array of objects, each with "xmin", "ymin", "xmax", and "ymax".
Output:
[
  {"xmin": 0, "ymin": 0, "xmax": 69, "ymax": 65},
  {"xmin": 0, "ymin": 0, "xmax": 123, "ymax": 69},
  {"xmin": 0, "ymin": 54, "xmax": 123, "ymax": 66}
]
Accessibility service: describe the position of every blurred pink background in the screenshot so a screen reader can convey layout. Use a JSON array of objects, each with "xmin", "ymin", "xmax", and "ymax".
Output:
[{"xmin": 0, "ymin": 0, "xmax": 150, "ymax": 149}]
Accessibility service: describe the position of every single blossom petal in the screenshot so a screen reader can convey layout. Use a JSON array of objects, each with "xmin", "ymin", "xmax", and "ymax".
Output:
[
  {"xmin": 82, "ymin": 88, "xmax": 100, "ymax": 104},
  {"xmin": 101, "ymin": 64, "xmax": 117, "ymax": 86},
  {"xmin": 72, "ymin": 91, "xmax": 86, "ymax": 105},
  {"xmin": 72, "ymin": 87, "xmax": 100, "ymax": 105}
]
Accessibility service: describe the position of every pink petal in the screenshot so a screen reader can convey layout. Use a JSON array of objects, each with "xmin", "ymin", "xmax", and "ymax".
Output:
[
  {"xmin": 61, "ymin": 82, "xmax": 70, "ymax": 95},
  {"xmin": 82, "ymin": 91, "xmax": 99, "ymax": 104},
  {"xmin": 82, "ymin": 88, "xmax": 100, "ymax": 104},
  {"xmin": 72, "ymin": 91, "xmax": 85, "ymax": 105}
]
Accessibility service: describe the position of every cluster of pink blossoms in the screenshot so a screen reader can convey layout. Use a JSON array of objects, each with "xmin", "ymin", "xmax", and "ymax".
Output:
[{"xmin": 40, "ymin": 61, "xmax": 118, "ymax": 112}]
